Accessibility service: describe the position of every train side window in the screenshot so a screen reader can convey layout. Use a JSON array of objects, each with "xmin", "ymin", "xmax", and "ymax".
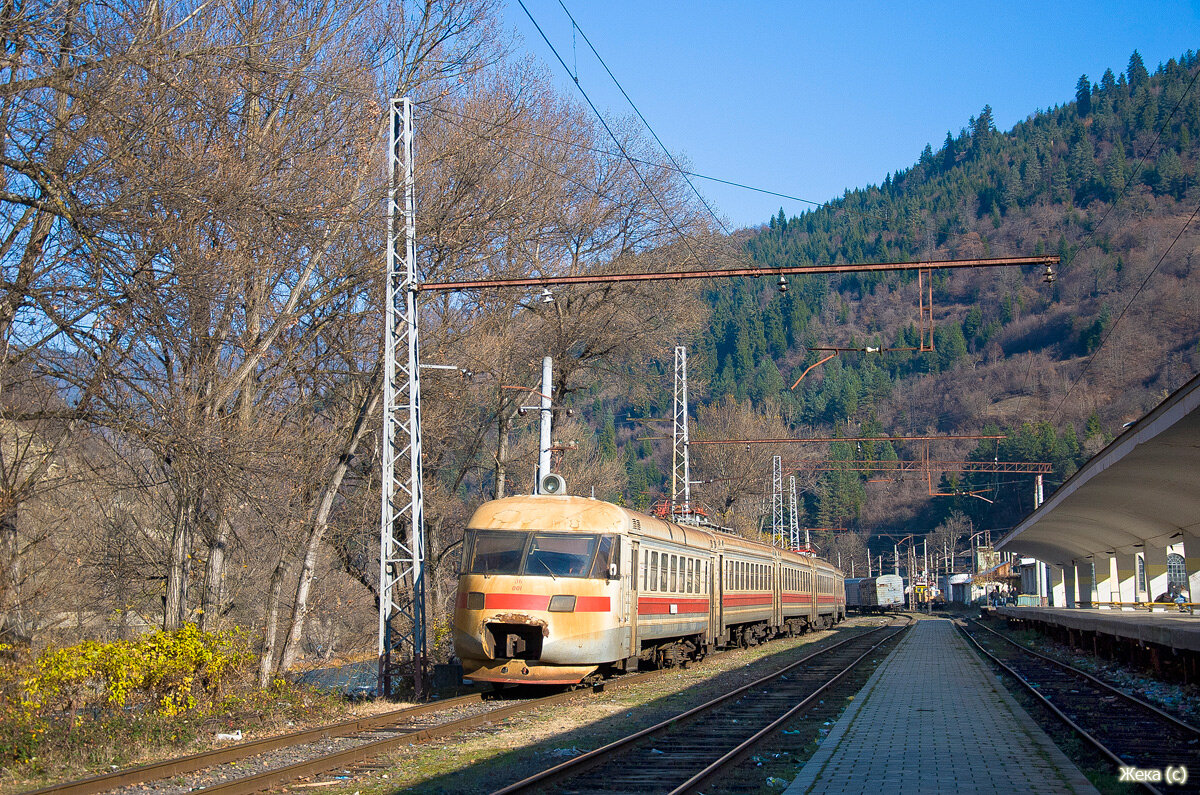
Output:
[
  {"xmin": 649, "ymin": 552, "xmax": 658, "ymax": 592},
  {"xmin": 669, "ymin": 555, "xmax": 677, "ymax": 592},
  {"xmin": 661, "ymin": 554, "xmax": 669, "ymax": 592},
  {"xmin": 685, "ymin": 558, "xmax": 693, "ymax": 593},
  {"xmin": 693, "ymin": 559, "xmax": 700, "ymax": 593}
]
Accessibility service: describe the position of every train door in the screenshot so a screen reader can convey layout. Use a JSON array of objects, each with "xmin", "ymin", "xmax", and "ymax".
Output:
[
  {"xmin": 810, "ymin": 560, "xmax": 818, "ymax": 620},
  {"xmin": 627, "ymin": 540, "xmax": 639, "ymax": 662},
  {"xmin": 710, "ymin": 552, "xmax": 723, "ymax": 647},
  {"xmin": 772, "ymin": 558, "xmax": 782, "ymax": 629}
]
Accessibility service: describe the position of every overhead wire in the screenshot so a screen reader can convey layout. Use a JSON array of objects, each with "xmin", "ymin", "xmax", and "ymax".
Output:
[
  {"xmin": 423, "ymin": 102, "xmax": 894, "ymax": 224},
  {"xmin": 514, "ymin": 0, "xmax": 707, "ymax": 268},
  {"xmin": 552, "ymin": 0, "xmax": 728, "ymax": 235},
  {"xmin": 1050, "ymin": 199, "xmax": 1200, "ymax": 422},
  {"xmin": 1011, "ymin": 62, "xmax": 1200, "ymax": 419}
]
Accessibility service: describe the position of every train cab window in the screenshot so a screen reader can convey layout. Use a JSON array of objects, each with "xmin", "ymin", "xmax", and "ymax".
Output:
[
  {"xmin": 526, "ymin": 533, "xmax": 597, "ymax": 578},
  {"xmin": 649, "ymin": 552, "xmax": 658, "ymax": 592},
  {"xmin": 462, "ymin": 530, "xmax": 526, "ymax": 575},
  {"xmin": 589, "ymin": 535, "xmax": 617, "ymax": 579}
]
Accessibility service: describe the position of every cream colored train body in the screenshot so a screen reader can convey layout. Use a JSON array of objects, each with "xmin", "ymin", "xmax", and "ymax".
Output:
[{"xmin": 452, "ymin": 494, "xmax": 846, "ymax": 685}]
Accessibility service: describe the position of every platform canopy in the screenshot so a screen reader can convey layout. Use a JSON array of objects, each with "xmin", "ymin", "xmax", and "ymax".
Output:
[{"xmin": 997, "ymin": 372, "xmax": 1200, "ymax": 565}]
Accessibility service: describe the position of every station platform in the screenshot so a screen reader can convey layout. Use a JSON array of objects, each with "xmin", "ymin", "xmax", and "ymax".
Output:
[
  {"xmin": 994, "ymin": 605, "xmax": 1200, "ymax": 652},
  {"xmin": 784, "ymin": 618, "xmax": 1098, "ymax": 794}
]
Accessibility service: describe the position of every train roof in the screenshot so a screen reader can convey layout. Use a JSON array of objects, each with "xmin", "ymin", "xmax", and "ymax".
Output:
[{"xmin": 467, "ymin": 494, "xmax": 844, "ymax": 577}]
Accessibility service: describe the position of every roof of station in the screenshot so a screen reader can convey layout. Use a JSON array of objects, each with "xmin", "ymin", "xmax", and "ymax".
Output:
[{"xmin": 996, "ymin": 372, "xmax": 1200, "ymax": 565}]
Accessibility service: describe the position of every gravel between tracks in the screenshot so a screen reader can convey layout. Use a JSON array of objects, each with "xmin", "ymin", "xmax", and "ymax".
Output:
[
  {"xmin": 269, "ymin": 618, "xmax": 893, "ymax": 795},
  {"xmin": 103, "ymin": 699, "xmax": 504, "ymax": 795}
]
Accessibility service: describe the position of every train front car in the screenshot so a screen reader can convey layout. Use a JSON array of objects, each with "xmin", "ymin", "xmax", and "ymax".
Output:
[{"xmin": 452, "ymin": 494, "xmax": 629, "ymax": 686}]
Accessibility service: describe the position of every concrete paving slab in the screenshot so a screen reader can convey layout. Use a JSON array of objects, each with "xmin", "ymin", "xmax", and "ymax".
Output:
[{"xmin": 784, "ymin": 618, "xmax": 1098, "ymax": 794}]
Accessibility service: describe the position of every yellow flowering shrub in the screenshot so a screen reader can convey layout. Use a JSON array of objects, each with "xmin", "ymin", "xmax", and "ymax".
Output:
[{"xmin": 18, "ymin": 623, "xmax": 251, "ymax": 719}]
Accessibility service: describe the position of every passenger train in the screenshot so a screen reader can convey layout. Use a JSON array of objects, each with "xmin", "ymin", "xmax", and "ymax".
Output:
[
  {"xmin": 844, "ymin": 574, "xmax": 905, "ymax": 613},
  {"xmin": 452, "ymin": 488, "xmax": 846, "ymax": 686}
]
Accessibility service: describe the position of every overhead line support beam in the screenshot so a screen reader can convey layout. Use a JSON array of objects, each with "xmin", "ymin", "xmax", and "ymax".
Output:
[{"xmin": 416, "ymin": 256, "xmax": 1059, "ymax": 292}]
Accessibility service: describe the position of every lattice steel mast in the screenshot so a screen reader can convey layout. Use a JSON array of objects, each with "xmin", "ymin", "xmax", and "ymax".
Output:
[
  {"xmin": 771, "ymin": 455, "xmax": 784, "ymax": 546},
  {"xmin": 671, "ymin": 346, "xmax": 692, "ymax": 522},
  {"xmin": 789, "ymin": 475, "xmax": 800, "ymax": 551},
  {"xmin": 379, "ymin": 97, "xmax": 426, "ymax": 699}
]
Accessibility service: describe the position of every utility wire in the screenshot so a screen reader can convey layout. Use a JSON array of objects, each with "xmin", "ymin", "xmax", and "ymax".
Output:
[
  {"xmin": 1050, "ymin": 199, "xmax": 1200, "ymax": 422},
  {"xmin": 1012, "ymin": 63, "xmax": 1200, "ymax": 418},
  {"xmin": 553, "ymin": 0, "xmax": 728, "ymax": 235},
  {"xmin": 422, "ymin": 102, "xmax": 894, "ymax": 225},
  {"xmin": 515, "ymin": 0, "xmax": 706, "ymax": 268}
]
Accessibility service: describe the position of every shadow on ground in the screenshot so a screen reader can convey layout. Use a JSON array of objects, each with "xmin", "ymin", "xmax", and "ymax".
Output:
[{"xmin": 387, "ymin": 621, "xmax": 885, "ymax": 794}]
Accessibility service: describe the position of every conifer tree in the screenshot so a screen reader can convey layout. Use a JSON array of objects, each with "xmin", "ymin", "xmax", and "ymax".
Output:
[
  {"xmin": 1075, "ymin": 74, "xmax": 1092, "ymax": 116},
  {"xmin": 1127, "ymin": 50, "xmax": 1149, "ymax": 88}
]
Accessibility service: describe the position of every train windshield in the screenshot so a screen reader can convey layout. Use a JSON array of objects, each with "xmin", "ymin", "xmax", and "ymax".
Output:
[
  {"xmin": 464, "ymin": 530, "xmax": 526, "ymax": 575},
  {"xmin": 462, "ymin": 530, "xmax": 610, "ymax": 579}
]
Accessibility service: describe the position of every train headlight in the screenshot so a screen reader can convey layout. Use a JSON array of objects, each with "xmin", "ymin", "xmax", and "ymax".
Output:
[{"xmin": 548, "ymin": 594, "xmax": 577, "ymax": 612}]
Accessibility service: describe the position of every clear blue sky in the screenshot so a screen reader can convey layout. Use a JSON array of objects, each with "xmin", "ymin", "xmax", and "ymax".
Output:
[{"xmin": 503, "ymin": 1, "xmax": 1200, "ymax": 229}]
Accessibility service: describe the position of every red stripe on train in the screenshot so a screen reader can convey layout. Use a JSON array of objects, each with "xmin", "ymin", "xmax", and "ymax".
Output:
[
  {"xmin": 638, "ymin": 597, "xmax": 710, "ymax": 615},
  {"xmin": 484, "ymin": 593, "xmax": 550, "ymax": 610},
  {"xmin": 479, "ymin": 594, "xmax": 611, "ymax": 612},
  {"xmin": 575, "ymin": 596, "xmax": 611, "ymax": 612},
  {"xmin": 723, "ymin": 594, "xmax": 773, "ymax": 607}
]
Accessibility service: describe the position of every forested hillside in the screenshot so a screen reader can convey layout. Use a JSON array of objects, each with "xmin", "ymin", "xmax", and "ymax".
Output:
[
  {"xmin": 673, "ymin": 48, "xmax": 1200, "ymax": 547},
  {"xmin": 1, "ymin": 1, "xmax": 1196, "ymax": 688}
]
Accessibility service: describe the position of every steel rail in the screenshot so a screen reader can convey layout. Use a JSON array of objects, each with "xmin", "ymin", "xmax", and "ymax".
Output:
[
  {"xmin": 189, "ymin": 685, "xmax": 609, "ymax": 795},
  {"xmin": 669, "ymin": 617, "xmax": 912, "ymax": 795},
  {"xmin": 417, "ymin": 255, "xmax": 1059, "ymax": 292},
  {"xmin": 489, "ymin": 619, "xmax": 908, "ymax": 795},
  {"xmin": 970, "ymin": 619, "xmax": 1200, "ymax": 737},
  {"xmin": 22, "ymin": 693, "xmax": 485, "ymax": 795},
  {"xmin": 97, "ymin": 664, "xmax": 684, "ymax": 795},
  {"xmin": 958, "ymin": 620, "xmax": 1169, "ymax": 795}
]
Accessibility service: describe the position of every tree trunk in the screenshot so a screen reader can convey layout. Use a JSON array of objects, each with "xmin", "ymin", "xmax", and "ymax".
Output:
[
  {"xmin": 494, "ymin": 407, "xmax": 517, "ymax": 499},
  {"xmin": 199, "ymin": 512, "xmax": 230, "ymax": 631},
  {"xmin": 163, "ymin": 495, "xmax": 194, "ymax": 630},
  {"xmin": 257, "ymin": 559, "xmax": 286, "ymax": 686},
  {"xmin": 0, "ymin": 507, "xmax": 28, "ymax": 645},
  {"xmin": 278, "ymin": 367, "xmax": 381, "ymax": 672}
]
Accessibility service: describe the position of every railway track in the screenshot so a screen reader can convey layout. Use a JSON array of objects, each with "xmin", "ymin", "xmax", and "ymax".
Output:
[
  {"xmin": 961, "ymin": 618, "xmax": 1200, "ymax": 795},
  {"xmin": 491, "ymin": 616, "xmax": 912, "ymax": 795},
  {"xmin": 24, "ymin": 621, "xmax": 886, "ymax": 795},
  {"xmin": 23, "ymin": 686, "xmax": 615, "ymax": 795}
]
